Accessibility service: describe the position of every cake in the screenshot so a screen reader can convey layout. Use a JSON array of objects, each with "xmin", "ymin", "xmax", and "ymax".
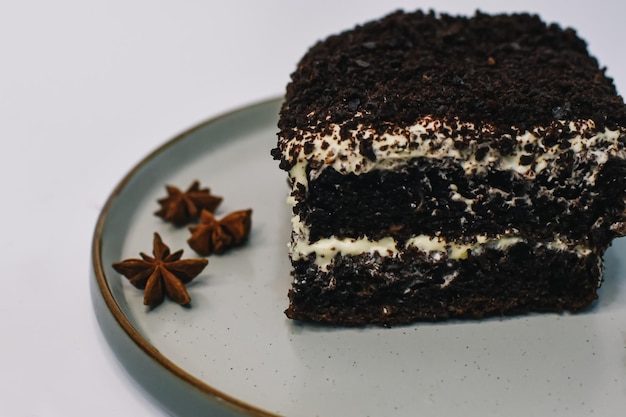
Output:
[{"xmin": 271, "ymin": 10, "xmax": 626, "ymax": 326}]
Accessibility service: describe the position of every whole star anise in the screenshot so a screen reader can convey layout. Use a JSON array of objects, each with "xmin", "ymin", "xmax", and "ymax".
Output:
[
  {"xmin": 154, "ymin": 180, "xmax": 222, "ymax": 226},
  {"xmin": 187, "ymin": 209, "xmax": 252, "ymax": 256},
  {"xmin": 112, "ymin": 233, "xmax": 208, "ymax": 307}
]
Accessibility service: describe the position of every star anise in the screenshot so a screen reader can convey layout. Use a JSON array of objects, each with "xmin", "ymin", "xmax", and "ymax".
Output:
[
  {"xmin": 154, "ymin": 180, "xmax": 222, "ymax": 226},
  {"xmin": 187, "ymin": 209, "xmax": 252, "ymax": 256},
  {"xmin": 112, "ymin": 233, "xmax": 208, "ymax": 307}
]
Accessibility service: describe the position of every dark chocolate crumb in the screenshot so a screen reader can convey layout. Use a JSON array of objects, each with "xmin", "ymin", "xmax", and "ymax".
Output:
[
  {"xmin": 519, "ymin": 154, "xmax": 534, "ymax": 166},
  {"xmin": 359, "ymin": 138, "xmax": 377, "ymax": 161},
  {"xmin": 277, "ymin": 10, "xmax": 626, "ymax": 148},
  {"xmin": 475, "ymin": 146, "xmax": 490, "ymax": 161}
]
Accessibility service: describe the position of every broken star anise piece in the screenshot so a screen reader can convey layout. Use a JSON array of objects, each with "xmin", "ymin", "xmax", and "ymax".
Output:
[
  {"xmin": 112, "ymin": 232, "xmax": 208, "ymax": 307},
  {"xmin": 187, "ymin": 209, "xmax": 252, "ymax": 256},
  {"xmin": 154, "ymin": 180, "xmax": 223, "ymax": 226}
]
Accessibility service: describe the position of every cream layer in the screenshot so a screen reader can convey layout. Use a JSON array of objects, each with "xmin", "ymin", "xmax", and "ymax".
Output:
[
  {"xmin": 290, "ymin": 215, "xmax": 593, "ymax": 272},
  {"xmin": 283, "ymin": 118, "xmax": 624, "ymax": 203}
]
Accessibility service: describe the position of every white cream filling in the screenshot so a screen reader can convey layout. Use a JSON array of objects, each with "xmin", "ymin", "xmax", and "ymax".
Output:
[
  {"xmin": 290, "ymin": 216, "xmax": 593, "ymax": 272},
  {"xmin": 282, "ymin": 118, "xmax": 624, "ymax": 195}
]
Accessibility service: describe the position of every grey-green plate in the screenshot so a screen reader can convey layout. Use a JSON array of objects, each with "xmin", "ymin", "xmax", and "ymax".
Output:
[{"xmin": 91, "ymin": 98, "xmax": 626, "ymax": 417}]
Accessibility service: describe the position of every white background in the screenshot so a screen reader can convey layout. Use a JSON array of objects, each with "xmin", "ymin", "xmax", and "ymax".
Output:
[{"xmin": 1, "ymin": 1, "xmax": 625, "ymax": 416}]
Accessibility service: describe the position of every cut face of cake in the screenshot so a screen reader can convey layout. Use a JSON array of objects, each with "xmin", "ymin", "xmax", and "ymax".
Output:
[{"xmin": 272, "ymin": 10, "xmax": 626, "ymax": 326}]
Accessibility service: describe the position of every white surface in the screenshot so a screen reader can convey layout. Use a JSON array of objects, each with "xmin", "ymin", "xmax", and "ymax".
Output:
[{"xmin": 1, "ymin": 1, "xmax": 626, "ymax": 416}]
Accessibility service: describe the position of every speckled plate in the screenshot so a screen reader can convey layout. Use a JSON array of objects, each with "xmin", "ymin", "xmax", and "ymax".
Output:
[{"xmin": 91, "ymin": 98, "xmax": 626, "ymax": 417}]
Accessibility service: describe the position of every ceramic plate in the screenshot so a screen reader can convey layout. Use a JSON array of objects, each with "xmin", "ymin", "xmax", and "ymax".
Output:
[{"xmin": 91, "ymin": 98, "xmax": 626, "ymax": 417}]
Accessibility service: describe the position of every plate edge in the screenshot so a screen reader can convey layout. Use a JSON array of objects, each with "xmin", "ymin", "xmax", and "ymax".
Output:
[{"xmin": 90, "ymin": 97, "xmax": 284, "ymax": 417}]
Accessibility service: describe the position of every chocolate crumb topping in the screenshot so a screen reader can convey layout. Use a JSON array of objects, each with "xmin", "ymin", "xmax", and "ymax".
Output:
[{"xmin": 277, "ymin": 10, "xmax": 626, "ymax": 145}]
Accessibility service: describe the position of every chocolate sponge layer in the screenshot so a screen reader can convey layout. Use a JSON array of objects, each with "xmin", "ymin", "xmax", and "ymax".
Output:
[
  {"xmin": 286, "ymin": 246, "xmax": 602, "ymax": 326},
  {"xmin": 298, "ymin": 157, "xmax": 626, "ymax": 247}
]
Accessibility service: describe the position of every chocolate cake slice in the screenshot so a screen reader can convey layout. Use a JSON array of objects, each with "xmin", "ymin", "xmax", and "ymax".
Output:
[{"xmin": 272, "ymin": 10, "xmax": 626, "ymax": 326}]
